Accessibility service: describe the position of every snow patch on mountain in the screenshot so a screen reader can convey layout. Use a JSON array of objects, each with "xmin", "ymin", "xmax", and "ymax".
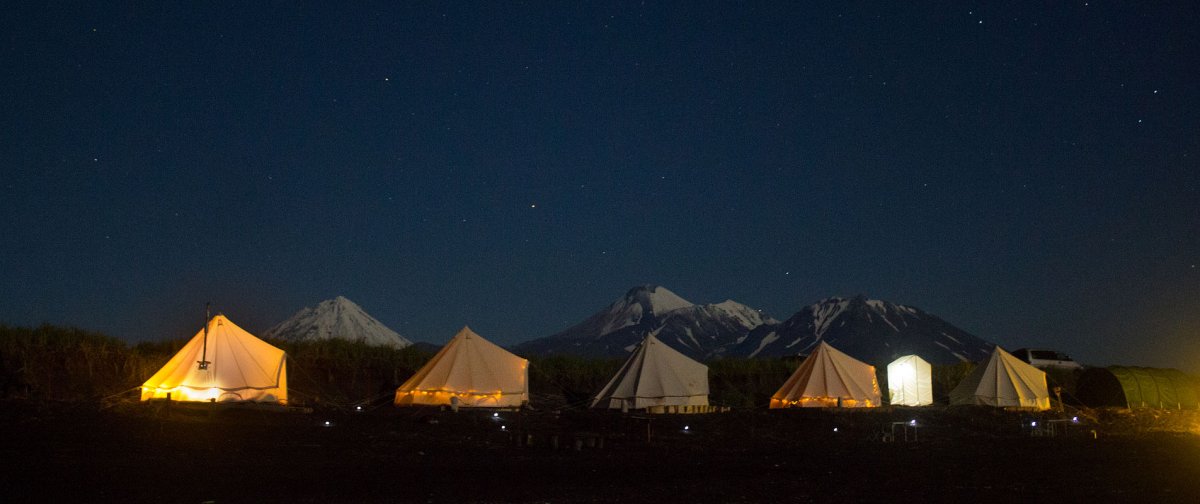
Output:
[
  {"xmin": 640, "ymin": 286, "xmax": 694, "ymax": 315},
  {"xmin": 748, "ymin": 331, "xmax": 779, "ymax": 358},
  {"xmin": 812, "ymin": 298, "xmax": 850, "ymax": 338}
]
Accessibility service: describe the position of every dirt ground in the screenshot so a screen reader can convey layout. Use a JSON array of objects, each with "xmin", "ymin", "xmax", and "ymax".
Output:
[{"xmin": 1, "ymin": 400, "xmax": 1198, "ymax": 503}]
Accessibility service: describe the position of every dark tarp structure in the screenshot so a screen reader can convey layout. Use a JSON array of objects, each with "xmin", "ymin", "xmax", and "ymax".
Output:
[{"xmin": 1076, "ymin": 366, "xmax": 1199, "ymax": 409}]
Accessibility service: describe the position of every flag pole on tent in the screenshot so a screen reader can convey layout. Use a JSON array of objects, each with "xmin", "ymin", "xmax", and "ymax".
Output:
[{"xmin": 197, "ymin": 302, "xmax": 211, "ymax": 370}]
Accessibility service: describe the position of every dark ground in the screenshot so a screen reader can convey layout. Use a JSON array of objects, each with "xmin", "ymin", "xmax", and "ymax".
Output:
[{"xmin": 1, "ymin": 400, "xmax": 1198, "ymax": 503}]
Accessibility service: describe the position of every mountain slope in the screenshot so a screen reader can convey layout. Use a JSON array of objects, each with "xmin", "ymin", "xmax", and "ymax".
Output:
[
  {"xmin": 729, "ymin": 295, "xmax": 992, "ymax": 366},
  {"xmin": 263, "ymin": 296, "xmax": 412, "ymax": 348},
  {"xmin": 513, "ymin": 285, "xmax": 775, "ymax": 359}
]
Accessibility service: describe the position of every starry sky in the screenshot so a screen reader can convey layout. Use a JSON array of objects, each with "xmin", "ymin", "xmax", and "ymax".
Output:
[{"xmin": 2, "ymin": 2, "xmax": 1197, "ymax": 372}]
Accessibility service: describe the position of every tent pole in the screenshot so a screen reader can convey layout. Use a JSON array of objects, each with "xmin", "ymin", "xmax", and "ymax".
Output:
[{"xmin": 198, "ymin": 302, "xmax": 211, "ymax": 370}]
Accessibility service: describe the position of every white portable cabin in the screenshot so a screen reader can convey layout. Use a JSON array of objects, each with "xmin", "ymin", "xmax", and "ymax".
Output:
[{"xmin": 887, "ymin": 354, "xmax": 933, "ymax": 406}]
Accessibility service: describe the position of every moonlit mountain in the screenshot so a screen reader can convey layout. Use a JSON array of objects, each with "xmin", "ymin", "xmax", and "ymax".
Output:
[
  {"xmin": 729, "ymin": 295, "xmax": 994, "ymax": 366},
  {"xmin": 263, "ymin": 296, "xmax": 412, "ymax": 348},
  {"xmin": 514, "ymin": 285, "xmax": 775, "ymax": 359}
]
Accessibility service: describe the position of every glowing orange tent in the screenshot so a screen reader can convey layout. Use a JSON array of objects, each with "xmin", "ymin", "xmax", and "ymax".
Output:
[
  {"xmin": 141, "ymin": 314, "xmax": 288, "ymax": 404},
  {"xmin": 770, "ymin": 341, "xmax": 881, "ymax": 408},
  {"xmin": 394, "ymin": 326, "xmax": 529, "ymax": 408}
]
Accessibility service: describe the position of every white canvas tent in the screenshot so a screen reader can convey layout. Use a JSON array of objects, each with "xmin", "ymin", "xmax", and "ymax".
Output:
[
  {"xmin": 950, "ymin": 346, "xmax": 1051, "ymax": 410},
  {"xmin": 591, "ymin": 332, "xmax": 709, "ymax": 412},
  {"xmin": 141, "ymin": 314, "xmax": 288, "ymax": 404},
  {"xmin": 770, "ymin": 341, "xmax": 881, "ymax": 408},
  {"xmin": 394, "ymin": 326, "xmax": 529, "ymax": 408},
  {"xmin": 887, "ymin": 354, "xmax": 933, "ymax": 406}
]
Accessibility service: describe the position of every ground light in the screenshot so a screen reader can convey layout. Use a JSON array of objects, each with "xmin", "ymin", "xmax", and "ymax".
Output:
[
  {"xmin": 910, "ymin": 419, "xmax": 917, "ymax": 426},
  {"xmin": 355, "ymin": 405, "xmax": 363, "ymax": 412},
  {"xmin": 322, "ymin": 420, "xmax": 334, "ymax": 428},
  {"xmin": 833, "ymin": 427, "xmax": 839, "ymax": 433}
]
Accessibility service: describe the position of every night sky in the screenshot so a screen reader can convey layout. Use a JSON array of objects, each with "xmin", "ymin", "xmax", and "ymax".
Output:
[{"xmin": 2, "ymin": 2, "xmax": 1197, "ymax": 372}]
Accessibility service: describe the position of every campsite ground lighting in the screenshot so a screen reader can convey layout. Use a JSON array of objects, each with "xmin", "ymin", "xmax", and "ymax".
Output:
[
  {"xmin": 832, "ymin": 427, "xmax": 839, "ymax": 433},
  {"xmin": 909, "ymin": 419, "xmax": 917, "ymax": 427},
  {"xmin": 323, "ymin": 420, "xmax": 334, "ymax": 428}
]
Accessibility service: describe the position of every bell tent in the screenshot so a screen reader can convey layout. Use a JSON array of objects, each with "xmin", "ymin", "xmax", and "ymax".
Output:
[
  {"xmin": 394, "ymin": 326, "xmax": 529, "ymax": 408},
  {"xmin": 887, "ymin": 354, "xmax": 933, "ymax": 406},
  {"xmin": 950, "ymin": 346, "xmax": 1050, "ymax": 410},
  {"xmin": 141, "ymin": 314, "xmax": 288, "ymax": 404},
  {"xmin": 592, "ymin": 332, "xmax": 709, "ymax": 413},
  {"xmin": 770, "ymin": 341, "xmax": 881, "ymax": 408}
]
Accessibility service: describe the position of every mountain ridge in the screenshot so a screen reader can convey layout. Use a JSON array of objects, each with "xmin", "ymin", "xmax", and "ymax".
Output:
[
  {"xmin": 514, "ymin": 285, "xmax": 775, "ymax": 360},
  {"xmin": 515, "ymin": 287, "xmax": 995, "ymax": 366}
]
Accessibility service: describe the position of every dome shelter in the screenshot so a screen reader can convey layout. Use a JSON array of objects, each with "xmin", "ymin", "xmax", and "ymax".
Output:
[{"xmin": 1076, "ymin": 366, "xmax": 1199, "ymax": 410}]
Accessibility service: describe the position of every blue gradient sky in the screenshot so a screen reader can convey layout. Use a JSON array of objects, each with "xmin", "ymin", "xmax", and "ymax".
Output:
[{"xmin": 2, "ymin": 2, "xmax": 1197, "ymax": 371}]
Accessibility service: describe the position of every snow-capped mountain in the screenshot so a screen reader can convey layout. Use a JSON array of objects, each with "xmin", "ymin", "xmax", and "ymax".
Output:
[
  {"xmin": 263, "ymin": 296, "xmax": 412, "ymax": 348},
  {"xmin": 513, "ymin": 285, "xmax": 775, "ymax": 359},
  {"xmin": 728, "ymin": 295, "xmax": 992, "ymax": 366}
]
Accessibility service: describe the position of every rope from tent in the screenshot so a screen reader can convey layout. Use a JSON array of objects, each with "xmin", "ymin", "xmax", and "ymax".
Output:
[
  {"xmin": 283, "ymin": 357, "xmax": 356, "ymax": 411},
  {"xmin": 98, "ymin": 385, "xmax": 143, "ymax": 410}
]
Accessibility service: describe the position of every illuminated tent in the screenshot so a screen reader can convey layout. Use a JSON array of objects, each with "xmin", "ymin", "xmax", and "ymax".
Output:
[
  {"xmin": 887, "ymin": 354, "xmax": 933, "ymax": 406},
  {"xmin": 591, "ymin": 332, "xmax": 709, "ymax": 412},
  {"xmin": 394, "ymin": 326, "xmax": 529, "ymax": 408},
  {"xmin": 770, "ymin": 341, "xmax": 881, "ymax": 408},
  {"xmin": 141, "ymin": 314, "xmax": 287, "ymax": 404},
  {"xmin": 950, "ymin": 346, "xmax": 1050, "ymax": 410},
  {"xmin": 1077, "ymin": 366, "xmax": 1200, "ymax": 410}
]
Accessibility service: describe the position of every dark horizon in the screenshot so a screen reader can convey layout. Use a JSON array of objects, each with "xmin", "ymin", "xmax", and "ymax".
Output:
[{"xmin": 2, "ymin": 2, "xmax": 1197, "ymax": 373}]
